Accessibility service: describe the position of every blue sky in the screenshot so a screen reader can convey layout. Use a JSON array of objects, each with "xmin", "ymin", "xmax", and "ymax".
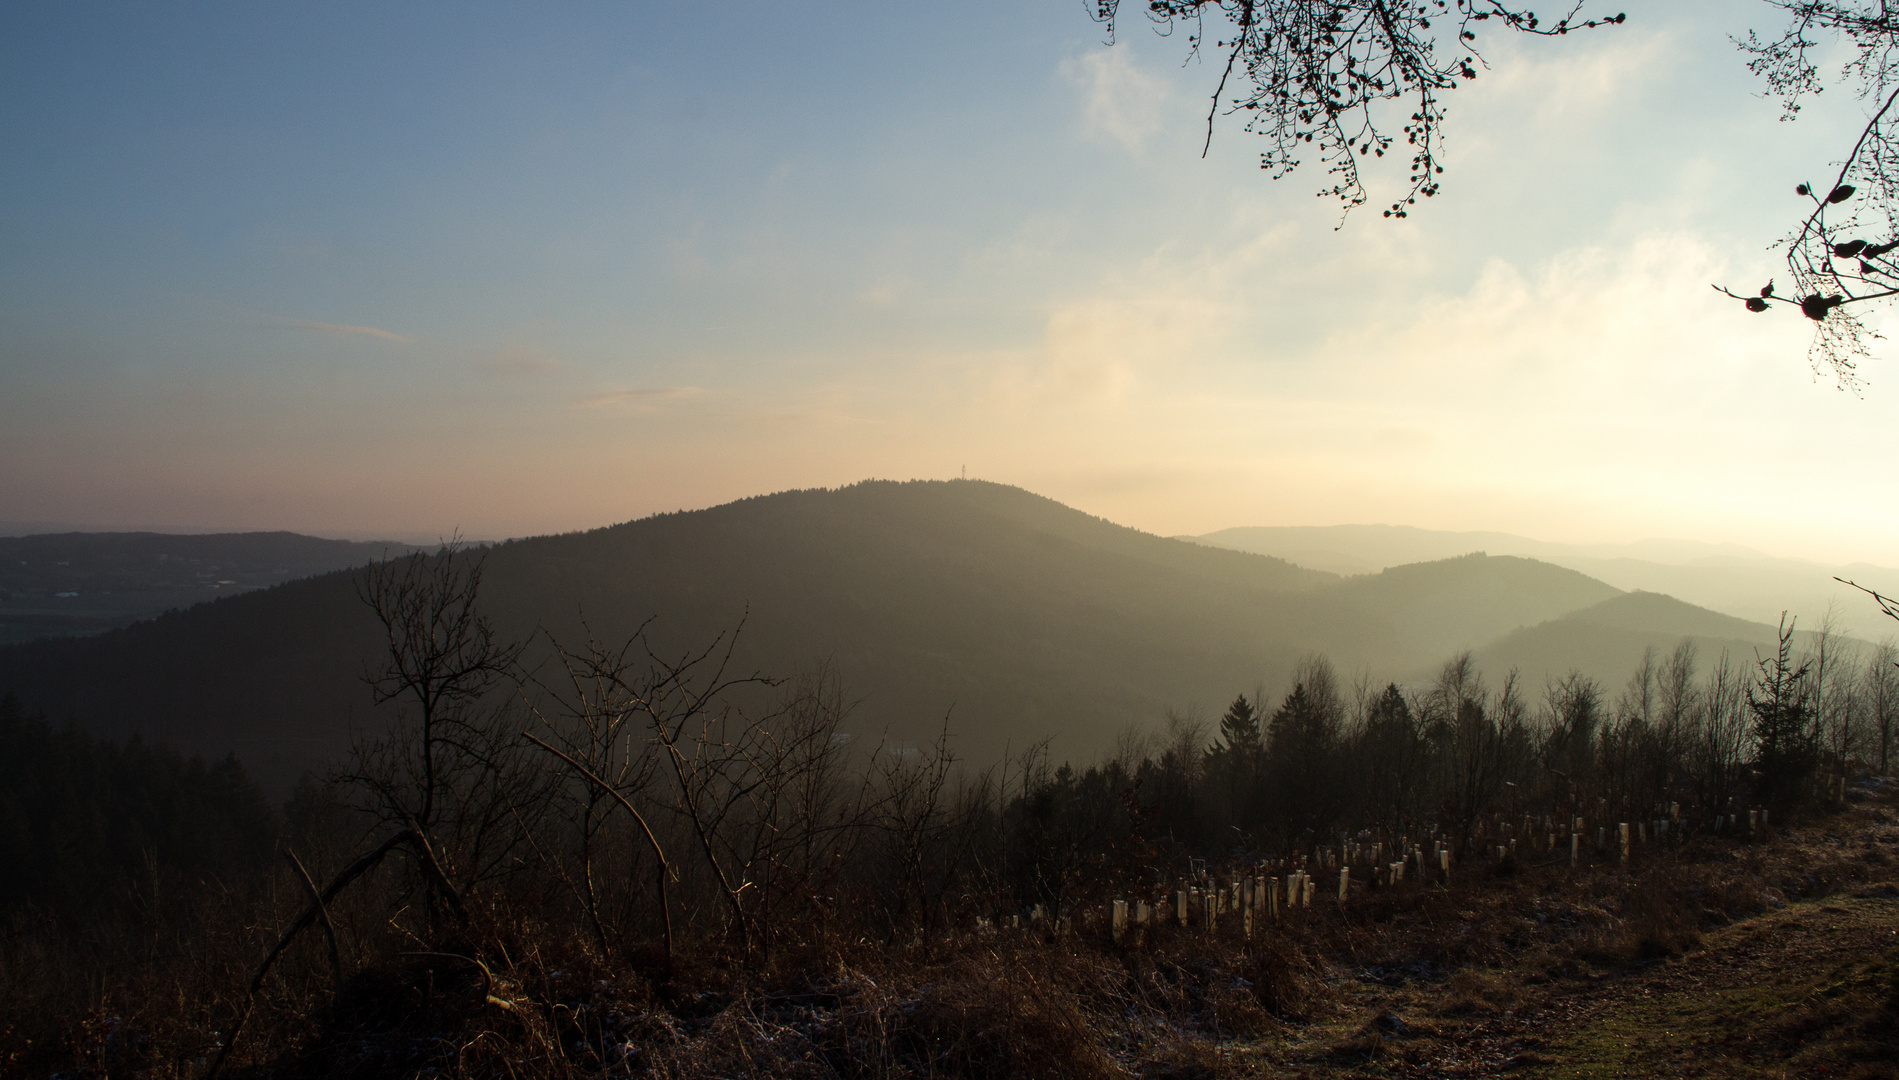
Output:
[{"xmin": 2, "ymin": 1, "xmax": 1895, "ymax": 565}]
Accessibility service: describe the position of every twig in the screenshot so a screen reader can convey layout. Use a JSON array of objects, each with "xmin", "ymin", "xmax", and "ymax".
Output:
[{"xmin": 1836, "ymin": 576, "xmax": 1899, "ymax": 623}]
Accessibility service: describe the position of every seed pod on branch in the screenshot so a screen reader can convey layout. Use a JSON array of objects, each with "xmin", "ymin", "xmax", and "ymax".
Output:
[{"xmin": 1799, "ymin": 293, "xmax": 1845, "ymax": 321}]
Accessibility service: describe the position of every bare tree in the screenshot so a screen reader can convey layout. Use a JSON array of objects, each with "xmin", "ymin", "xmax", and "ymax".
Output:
[
  {"xmin": 340, "ymin": 541, "xmax": 544, "ymax": 923},
  {"xmin": 1144, "ymin": 707, "xmax": 1209, "ymax": 844},
  {"xmin": 1817, "ymin": 636, "xmax": 1866, "ymax": 791},
  {"xmin": 1695, "ymin": 649, "xmax": 1753, "ymax": 813},
  {"xmin": 751, "ymin": 666, "xmax": 880, "ymax": 948},
  {"xmin": 1798, "ymin": 607, "xmax": 1871, "ymax": 798},
  {"xmin": 1864, "ymin": 639, "xmax": 1899, "ymax": 774},
  {"xmin": 539, "ymin": 623, "xmax": 767, "ymax": 955},
  {"xmin": 521, "ymin": 619, "xmax": 674, "ymax": 960},
  {"xmin": 1836, "ymin": 577, "xmax": 1899, "ymax": 776},
  {"xmin": 212, "ymin": 542, "xmax": 545, "ymax": 1077},
  {"xmin": 1656, "ymin": 642, "xmax": 1700, "ymax": 753},
  {"xmin": 1422, "ymin": 653, "xmax": 1514, "ymax": 851},
  {"xmin": 1540, "ymin": 670, "xmax": 1602, "ymax": 802},
  {"xmin": 1084, "ymin": 2, "xmax": 1899, "ymax": 380},
  {"xmin": 526, "ymin": 622, "xmax": 901, "ymax": 963},
  {"xmin": 716, "ymin": 667, "xmax": 883, "ymax": 956},
  {"xmin": 1266, "ymin": 655, "xmax": 1347, "ymax": 838},
  {"xmin": 870, "ymin": 723, "xmax": 992, "ymax": 934},
  {"xmin": 1598, "ymin": 645, "xmax": 1688, "ymax": 815},
  {"xmin": 1650, "ymin": 639, "xmax": 1700, "ymax": 805},
  {"xmin": 1615, "ymin": 645, "xmax": 1658, "ymax": 732}
]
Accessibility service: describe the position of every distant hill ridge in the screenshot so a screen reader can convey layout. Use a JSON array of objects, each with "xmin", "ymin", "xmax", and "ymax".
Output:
[
  {"xmin": 1192, "ymin": 523, "xmax": 1772, "ymax": 574},
  {"xmin": 0, "ymin": 480, "xmax": 1804, "ymax": 790},
  {"xmin": 0, "ymin": 530, "xmax": 419, "ymax": 645},
  {"xmin": 1192, "ymin": 523, "xmax": 1898, "ymax": 641},
  {"xmin": 1475, "ymin": 591, "xmax": 1796, "ymax": 693}
]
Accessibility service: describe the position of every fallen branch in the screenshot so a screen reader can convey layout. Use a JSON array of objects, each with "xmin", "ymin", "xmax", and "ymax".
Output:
[{"xmin": 203, "ymin": 830, "xmax": 411, "ymax": 1080}]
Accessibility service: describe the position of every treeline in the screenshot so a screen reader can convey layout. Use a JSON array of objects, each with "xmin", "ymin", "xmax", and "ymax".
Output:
[
  {"xmin": 0, "ymin": 695, "xmax": 275, "ymax": 922},
  {"xmin": 1025, "ymin": 621, "xmax": 1897, "ymax": 877}
]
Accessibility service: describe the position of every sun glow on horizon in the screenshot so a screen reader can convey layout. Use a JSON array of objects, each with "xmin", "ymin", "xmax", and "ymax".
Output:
[{"xmin": 0, "ymin": 2, "xmax": 1892, "ymax": 569}]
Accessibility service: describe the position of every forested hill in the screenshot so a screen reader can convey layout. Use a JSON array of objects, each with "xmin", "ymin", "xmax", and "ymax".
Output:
[
  {"xmin": 0, "ymin": 481, "xmax": 1338, "ymax": 785},
  {"xmin": 1476, "ymin": 591, "xmax": 1790, "ymax": 687},
  {"xmin": 0, "ymin": 480, "xmax": 1779, "ymax": 790}
]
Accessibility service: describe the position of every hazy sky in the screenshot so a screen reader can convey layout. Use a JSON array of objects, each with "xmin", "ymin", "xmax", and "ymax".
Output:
[{"xmin": 2, "ymin": 1, "xmax": 1894, "ymax": 565}]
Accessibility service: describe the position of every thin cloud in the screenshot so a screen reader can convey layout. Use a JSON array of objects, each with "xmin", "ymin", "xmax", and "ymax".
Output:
[
  {"xmin": 276, "ymin": 316, "xmax": 410, "ymax": 342},
  {"xmin": 1061, "ymin": 48, "xmax": 1168, "ymax": 151},
  {"xmin": 475, "ymin": 343, "xmax": 563, "ymax": 376},
  {"xmin": 578, "ymin": 386, "xmax": 702, "ymax": 408}
]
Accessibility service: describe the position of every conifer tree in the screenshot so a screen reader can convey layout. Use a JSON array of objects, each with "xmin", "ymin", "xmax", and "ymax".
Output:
[
  {"xmin": 1749, "ymin": 616, "xmax": 1817, "ymax": 809},
  {"xmin": 1212, "ymin": 694, "xmax": 1262, "ymax": 756}
]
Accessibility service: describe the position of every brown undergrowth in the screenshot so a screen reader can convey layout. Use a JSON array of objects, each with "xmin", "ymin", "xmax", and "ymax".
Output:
[
  {"xmin": 9, "ymin": 788, "xmax": 1899, "ymax": 1079},
  {"xmin": 275, "ymin": 928, "xmax": 1315, "ymax": 1080}
]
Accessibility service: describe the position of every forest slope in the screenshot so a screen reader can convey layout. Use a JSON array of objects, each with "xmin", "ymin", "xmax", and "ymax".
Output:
[
  {"xmin": 1472, "ymin": 592, "xmax": 1790, "ymax": 693},
  {"xmin": 0, "ymin": 480, "xmax": 1781, "ymax": 789},
  {"xmin": 0, "ymin": 482, "xmax": 1348, "ymax": 784}
]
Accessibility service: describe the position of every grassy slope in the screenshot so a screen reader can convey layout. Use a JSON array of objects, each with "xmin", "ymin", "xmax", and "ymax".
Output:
[{"xmin": 1538, "ymin": 895, "xmax": 1899, "ymax": 1078}]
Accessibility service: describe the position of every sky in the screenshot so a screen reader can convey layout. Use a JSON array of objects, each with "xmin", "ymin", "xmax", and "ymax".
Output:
[{"xmin": 1, "ymin": 1, "xmax": 1895, "ymax": 566}]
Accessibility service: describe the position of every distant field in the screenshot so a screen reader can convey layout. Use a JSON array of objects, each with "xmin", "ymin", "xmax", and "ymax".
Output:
[
  {"xmin": 0, "ymin": 531, "xmax": 416, "ymax": 646},
  {"xmin": 0, "ymin": 589, "xmax": 232, "ymax": 645}
]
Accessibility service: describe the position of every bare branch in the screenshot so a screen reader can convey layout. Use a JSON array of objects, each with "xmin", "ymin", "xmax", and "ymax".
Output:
[{"xmin": 1095, "ymin": 0, "xmax": 1624, "ymax": 220}]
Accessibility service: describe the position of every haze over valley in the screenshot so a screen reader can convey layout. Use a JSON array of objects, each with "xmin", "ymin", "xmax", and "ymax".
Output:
[{"xmin": 1195, "ymin": 524, "xmax": 1899, "ymax": 641}]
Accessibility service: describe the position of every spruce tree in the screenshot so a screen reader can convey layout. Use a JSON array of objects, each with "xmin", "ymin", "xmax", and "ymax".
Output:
[
  {"xmin": 1213, "ymin": 694, "xmax": 1262, "ymax": 756},
  {"xmin": 1749, "ymin": 616, "xmax": 1816, "ymax": 810}
]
